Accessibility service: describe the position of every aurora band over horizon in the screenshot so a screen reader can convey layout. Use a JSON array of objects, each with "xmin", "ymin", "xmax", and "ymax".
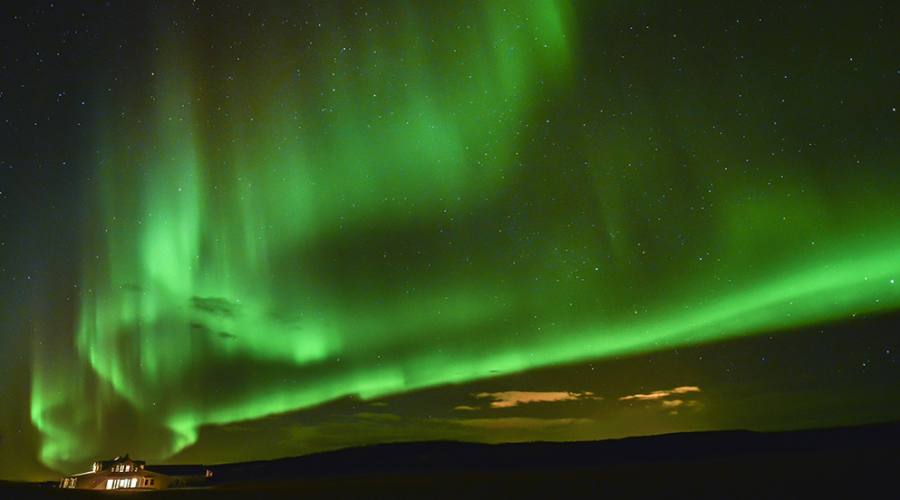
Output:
[{"xmin": 29, "ymin": 1, "xmax": 900, "ymax": 471}]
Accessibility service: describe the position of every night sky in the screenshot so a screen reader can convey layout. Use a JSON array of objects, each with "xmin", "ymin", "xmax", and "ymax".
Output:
[{"xmin": 2, "ymin": 0, "xmax": 899, "ymax": 481}]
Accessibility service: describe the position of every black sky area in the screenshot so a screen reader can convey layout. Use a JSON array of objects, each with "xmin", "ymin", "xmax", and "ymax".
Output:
[{"xmin": 1, "ymin": 0, "xmax": 899, "ymax": 482}]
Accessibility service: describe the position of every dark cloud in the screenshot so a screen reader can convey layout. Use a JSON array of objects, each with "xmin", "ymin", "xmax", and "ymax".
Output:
[{"xmin": 450, "ymin": 417, "xmax": 593, "ymax": 430}]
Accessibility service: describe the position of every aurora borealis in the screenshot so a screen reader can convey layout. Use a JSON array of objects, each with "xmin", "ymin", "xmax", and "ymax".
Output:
[{"xmin": 2, "ymin": 0, "xmax": 899, "ymax": 481}]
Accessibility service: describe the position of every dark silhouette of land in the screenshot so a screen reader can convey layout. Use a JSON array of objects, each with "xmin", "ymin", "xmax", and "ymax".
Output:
[{"xmin": 6, "ymin": 421, "xmax": 899, "ymax": 498}]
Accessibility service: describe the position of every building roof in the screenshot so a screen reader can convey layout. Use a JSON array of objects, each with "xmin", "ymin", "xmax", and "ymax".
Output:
[{"xmin": 95, "ymin": 454, "xmax": 145, "ymax": 467}]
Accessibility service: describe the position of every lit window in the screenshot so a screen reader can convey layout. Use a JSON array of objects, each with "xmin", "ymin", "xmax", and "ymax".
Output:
[
  {"xmin": 131, "ymin": 478, "xmax": 137, "ymax": 488},
  {"xmin": 106, "ymin": 479, "xmax": 113, "ymax": 490}
]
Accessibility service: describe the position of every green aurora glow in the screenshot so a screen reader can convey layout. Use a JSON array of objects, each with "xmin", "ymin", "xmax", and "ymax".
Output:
[{"xmin": 28, "ymin": 1, "xmax": 900, "ymax": 470}]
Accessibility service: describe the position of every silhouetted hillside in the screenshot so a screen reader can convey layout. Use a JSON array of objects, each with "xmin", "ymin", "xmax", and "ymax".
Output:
[
  {"xmin": 207, "ymin": 421, "xmax": 900, "ymax": 482},
  {"xmin": 6, "ymin": 421, "xmax": 899, "ymax": 498}
]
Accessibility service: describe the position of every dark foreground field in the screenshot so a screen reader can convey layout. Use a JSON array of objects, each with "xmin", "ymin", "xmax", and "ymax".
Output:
[{"xmin": 6, "ymin": 421, "xmax": 900, "ymax": 498}]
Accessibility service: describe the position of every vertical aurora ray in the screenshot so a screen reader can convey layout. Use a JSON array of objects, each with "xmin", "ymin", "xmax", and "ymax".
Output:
[{"xmin": 28, "ymin": 0, "xmax": 900, "ymax": 471}]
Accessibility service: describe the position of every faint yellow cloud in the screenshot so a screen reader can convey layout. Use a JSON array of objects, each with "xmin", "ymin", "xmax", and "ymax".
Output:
[
  {"xmin": 619, "ymin": 386, "xmax": 700, "ymax": 401},
  {"xmin": 474, "ymin": 391, "xmax": 599, "ymax": 409}
]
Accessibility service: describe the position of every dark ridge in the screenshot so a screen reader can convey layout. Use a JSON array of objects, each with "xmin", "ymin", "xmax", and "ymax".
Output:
[
  {"xmin": 206, "ymin": 420, "xmax": 900, "ymax": 483},
  {"xmin": 6, "ymin": 421, "xmax": 899, "ymax": 498},
  {"xmin": 144, "ymin": 465, "xmax": 209, "ymax": 476}
]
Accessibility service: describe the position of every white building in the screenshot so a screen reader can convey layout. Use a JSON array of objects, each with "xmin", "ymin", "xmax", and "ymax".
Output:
[{"xmin": 59, "ymin": 454, "xmax": 213, "ymax": 490}]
